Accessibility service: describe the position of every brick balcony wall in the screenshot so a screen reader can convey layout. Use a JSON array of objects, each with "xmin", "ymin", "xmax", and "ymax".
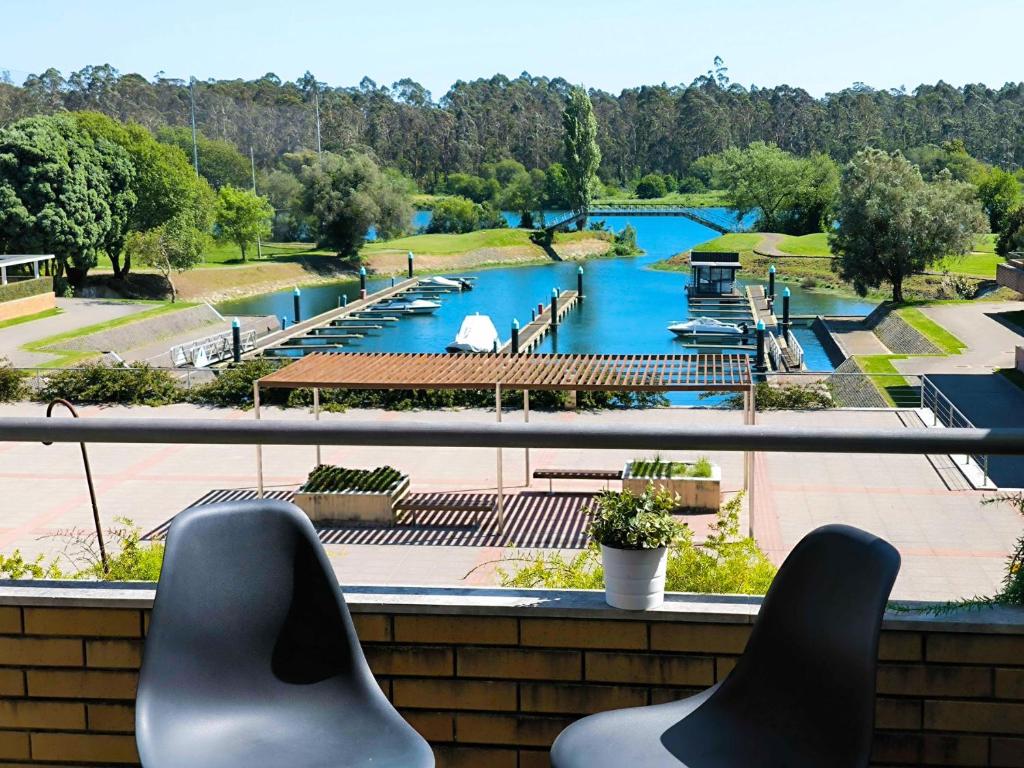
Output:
[{"xmin": 0, "ymin": 584, "xmax": 1022, "ymax": 767}]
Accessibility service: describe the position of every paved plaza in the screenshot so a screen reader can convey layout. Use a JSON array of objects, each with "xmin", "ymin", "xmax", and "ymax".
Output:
[{"xmin": 0, "ymin": 402, "xmax": 1020, "ymax": 601}]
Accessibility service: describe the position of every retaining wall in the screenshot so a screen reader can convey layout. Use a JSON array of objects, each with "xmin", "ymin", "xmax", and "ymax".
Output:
[
  {"xmin": 0, "ymin": 293, "xmax": 55, "ymax": 324},
  {"xmin": 0, "ymin": 584, "xmax": 1021, "ymax": 767}
]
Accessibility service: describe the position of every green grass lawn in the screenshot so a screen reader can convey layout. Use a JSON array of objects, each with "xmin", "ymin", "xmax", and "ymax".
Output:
[
  {"xmin": 777, "ymin": 233, "xmax": 832, "ymax": 257},
  {"xmin": 933, "ymin": 251, "xmax": 1004, "ymax": 278},
  {"xmin": 592, "ymin": 190, "xmax": 729, "ymax": 208},
  {"xmin": 895, "ymin": 307, "xmax": 966, "ymax": 354},
  {"xmin": 362, "ymin": 228, "xmax": 534, "ymax": 256},
  {"xmin": 973, "ymin": 233, "xmax": 997, "ymax": 253},
  {"xmin": 692, "ymin": 233, "xmax": 763, "ymax": 252},
  {"xmin": 96, "ymin": 241, "xmax": 335, "ymax": 272},
  {"xmin": 22, "ymin": 301, "xmax": 193, "ymax": 367},
  {"xmin": 855, "ymin": 354, "xmax": 919, "ymax": 407}
]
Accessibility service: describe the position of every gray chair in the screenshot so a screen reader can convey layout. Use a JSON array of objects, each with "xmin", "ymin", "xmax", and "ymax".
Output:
[
  {"xmin": 136, "ymin": 499, "xmax": 434, "ymax": 768},
  {"xmin": 550, "ymin": 524, "xmax": 900, "ymax": 768}
]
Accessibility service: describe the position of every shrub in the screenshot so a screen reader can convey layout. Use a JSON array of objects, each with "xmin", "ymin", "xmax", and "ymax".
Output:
[
  {"xmin": 635, "ymin": 174, "xmax": 668, "ymax": 199},
  {"xmin": 189, "ymin": 358, "xmax": 286, "ymax": 408},
  {"xmin": 38, "ymin": 362, "xmax": 183, "ymax": 406},
  {"xmin": 630, "ymin": 456, "xmax": 713, "ymax": 478},
  {"xmin": 0, "ymin": 357, "xmax": 27, "ymax": 402},
  {"xmin": 705, "ymin": 382, "xmax": 833, "ymax": 410},
  {"xmin": 0, "ymin": 551, "xmax": 63, "ymax": 579},
  {"xmin": 301, "ymin": 464, "xmax": 404, "ymax": 493},
  {"xmin": 588, "ymin": 486, "xmax": 686, "ymax": 550},
  {"xmin": 800, "ymin": 277, "xmax": 818, "ymax": 289},
  {"xmin": 497, "ymin": 493, "xmax": 777, "ymax": 595},
  {"xmin": 612, "ymin": 224, "xmax": 641, "ymax": 256}
]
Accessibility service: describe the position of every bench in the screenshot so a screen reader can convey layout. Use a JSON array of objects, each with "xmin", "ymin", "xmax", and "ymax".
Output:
[
  {"xmin": 394, "ymin": 499, "xmax": 496, "ymax": 526},
  {"xmin": 533, "ymin": 469, "xmax": 623, "ymax": 494}
]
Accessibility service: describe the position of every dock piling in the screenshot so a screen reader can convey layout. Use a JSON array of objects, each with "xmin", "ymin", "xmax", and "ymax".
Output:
[
  {"xmin": 231, "ymin": 318, "xmax": 241, "ymax": 363},
  {"xmin": 293, "ymin": 287, "xmax": 302, "ymax": 324},
  {"xmin": 782, "ymin": 287, "xmax": 791, "ymax": 335},
  {"xmin": 768, "ymin": 264, "xmax": 776, "ymax": 304},
  {"xmin": 577, "ymin": 265, "xmax": 584, "ymax": 299},
  {"xmin": 511, "ymin": 319, "xmax": 520, "ymax": 354},
  {"xmin": 551, "ymin": 289, "xmax": 559, "ymax": 328},
  {"xmin": 359, "ymin": 266, "xmax": 367, "ymax": 299},
  {"xmin": 755, "ymin": 320, "xmax": 767, "ymax": 373},
  {"xmin": 407, "ymin": 251, "xmax": 414, "ymax": 278}
]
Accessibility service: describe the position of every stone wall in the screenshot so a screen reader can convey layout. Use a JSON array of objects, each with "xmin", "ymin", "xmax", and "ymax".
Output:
[
  {"xmin": 865, "ymin": 304, "xmax": 941, "ymax": 355},
  {"xmin": 0, "ymin": 584, "xmax": 1021, "ymax": 767},
  {"xmin": 53, "ymin": 304, "xmax": 223, "ymax": 353}
]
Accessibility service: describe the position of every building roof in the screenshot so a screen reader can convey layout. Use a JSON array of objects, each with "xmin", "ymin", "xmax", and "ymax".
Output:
[
  {"xmin": 257, "ymin": 352, "xmax": 752, "ymax": 392},
  {"xmin": 689, "ymin": 251, "xmax": 741, "ymax": 267}
]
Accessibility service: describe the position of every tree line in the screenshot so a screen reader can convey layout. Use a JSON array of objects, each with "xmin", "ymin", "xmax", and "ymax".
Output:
[{"xmin": 3, "ymin": 63, "xmax": 1024, "ymax": 186}]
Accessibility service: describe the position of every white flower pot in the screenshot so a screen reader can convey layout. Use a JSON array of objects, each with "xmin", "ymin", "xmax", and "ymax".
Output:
[{"xmin": 601, "ymin": 544, "xmax": 668, "ymax": 610}]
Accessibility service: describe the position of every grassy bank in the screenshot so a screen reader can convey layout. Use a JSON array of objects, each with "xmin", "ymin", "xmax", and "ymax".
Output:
[
  {"xmin": 653, "ymin": 232, "xmax": 1004, "ymax": 301},
  {"xmin": 592, "ymin": 190, "xmax": 729, "ymax": 207}
]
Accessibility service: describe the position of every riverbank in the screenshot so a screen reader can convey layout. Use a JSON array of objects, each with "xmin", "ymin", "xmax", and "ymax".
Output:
[
  {"xmin": 652, "ymin": 232, "xmax": 1011, "ymax": 302},
  {"xmin": 88, "ymin": 229, "xmax": 617, "ymax": 304}
]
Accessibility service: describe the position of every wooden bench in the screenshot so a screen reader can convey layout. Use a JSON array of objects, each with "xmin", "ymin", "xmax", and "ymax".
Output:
[
  {"xmin": 394, "ymin": 498, "xmax": 496, "ymax": 526},
  {"xmin": 533, "ymin": 469, "xmax": 623, "ymax": 494}
]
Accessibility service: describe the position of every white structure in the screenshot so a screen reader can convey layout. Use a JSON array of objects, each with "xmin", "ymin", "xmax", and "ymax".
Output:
[{"xmin": 0, "ymin": 254, "xmax": 54, "ymax": 286}]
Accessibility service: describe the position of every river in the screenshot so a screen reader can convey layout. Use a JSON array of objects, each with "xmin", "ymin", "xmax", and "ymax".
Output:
[{"xmin": 218, "ymin": 209, "xmax": 876, "ymax": 379}]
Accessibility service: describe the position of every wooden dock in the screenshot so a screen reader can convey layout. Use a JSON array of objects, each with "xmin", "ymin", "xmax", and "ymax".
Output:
[
  {"xmin": 247, "ymin": 278, "xmax": 421, "ymax": 358},
  {"xmin": 500, "ymin": 290, "xmax": 580, "ymax": 353},
  {"xmin": 745, "ymin": 285, "xmax": 778, "ymax": 330}
]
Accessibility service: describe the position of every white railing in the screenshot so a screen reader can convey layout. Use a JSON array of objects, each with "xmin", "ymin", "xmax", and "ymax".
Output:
[
  {"xmin": 785, "ymin": 329, "xmax": 805, "ymax": 369},
  {"xmin": 170, "ymin": 329, "xmax": 257, "ymax": 368},
  {"xmin": 765, "ymin": 331, "xmax": 783, "ymax": 372},
  {"xmin": 921, "ymin": 376, "xmax": 990, "ymax": 485}
]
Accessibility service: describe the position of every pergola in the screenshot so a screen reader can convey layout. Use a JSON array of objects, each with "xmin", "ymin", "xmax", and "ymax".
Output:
[{"xmin": 256, "ymin": 352, "xmax": 757, "ymax": 530}]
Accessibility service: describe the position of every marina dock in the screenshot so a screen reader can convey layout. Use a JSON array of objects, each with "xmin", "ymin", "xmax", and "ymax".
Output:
[{"xmin": 500, "ymin": 290, "xmax": 580, "ymax": 353}]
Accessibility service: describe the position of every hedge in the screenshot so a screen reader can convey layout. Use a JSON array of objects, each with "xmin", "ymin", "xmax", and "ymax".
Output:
[{"xmin": 0, "ymin": 276, "xmax": 54, "ymax": 304}]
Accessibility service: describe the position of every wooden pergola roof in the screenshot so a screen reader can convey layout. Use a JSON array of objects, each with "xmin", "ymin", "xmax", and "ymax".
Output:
[{"xmin": 257, "ymin": 353, "xmax": 752, "ymax": 392}]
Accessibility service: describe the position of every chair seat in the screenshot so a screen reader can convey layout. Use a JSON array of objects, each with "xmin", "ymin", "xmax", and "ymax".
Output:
[{"xmin": 141, "ymin": 688, "xmax": 433, "ymax": 768}]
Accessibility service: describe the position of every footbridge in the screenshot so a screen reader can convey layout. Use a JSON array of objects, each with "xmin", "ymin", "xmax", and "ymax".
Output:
[{"xmin": 545, "ymin": 205, "xmax": 742, "ymax": 235}]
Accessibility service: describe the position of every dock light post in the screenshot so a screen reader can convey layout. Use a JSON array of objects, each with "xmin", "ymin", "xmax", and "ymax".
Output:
[
  {"xmin": 293, "ymin": 287, "xmax": 302, "ymax": 324},
  {"xmin": 338, "ymin": 294, "xmax": 348, "ymax": 308},
  {"xmin": 359, "ymin": 266, "xmax": 367, "ymax": 299},
  {"xmin": 577, "ymin": 265, "xmax": 584, "ymax": 298},
  {"xmin": 511, "ymin": 319, "xmax": 520, "ymax": 354},
  {"xmin": 551, "ymin": 288, "xmax": 559, "ymax": 328},
  {"xmin": 407, "ymin": 251, "xmax": 414, "ymax": 278},
  {"xmin": 768, "ymin": 264, "xmax": 776, "ymax": 304},
  {"xmin": 755, "ymin": 320, "xmax": 767, "ymax": 373},
  {"xmin": 782, "ymin": 287, "xmax": 791, "ymax": 336},
  {"xmin": 231, "ymin": 317, "xmax": 242, "ymax": 363}
]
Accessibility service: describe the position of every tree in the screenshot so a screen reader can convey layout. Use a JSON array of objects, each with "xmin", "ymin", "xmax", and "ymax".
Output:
[
  {"xmin": 719, "ymin": 142, "xmax": 838, "ymax": 233},
  {"xmin": 996, "ymin": 206, "xmax": 1024, "ymax": 257},
  {"xmin": 300, "ymin": 151, "xmax": 413, "ymax": 255},
  {"xmin": 562, "ymin": 87, "xmax": 601, "ymax": 221},
  {"xmin": 124, "ymin": 215, "xmax": 207, "ymax": 302},
  {"xmin": 635, "ymin": 173, "xmax": 668, "ymax": 199},
  {"xmin": 974, "ymin": 166, "xmax": 1021, "ymax": 233},
  {"xmin": 157, "ymin": 126, "xmax": 251, "ymax": 189},
  {"xmin": 213, "ymin": 186, "xmax": 272, "ymax": 261},
  {"xmin": 501, "ymin": 169, "xmax": 545, "ymax": 227},
  {"xmin": 0, "ymin": 115, "xmax": 122, "ymax": 288},
  {"xmin": 74, "ymin": 112, "xmax": 212, "ymax": 279},
  {"xmin": 426, "ymin": 196, "xmax": 507, "ymax": 234},
  {"xmin": 830, "ymin": 149, "xmax": 988, "ymax": 303}
]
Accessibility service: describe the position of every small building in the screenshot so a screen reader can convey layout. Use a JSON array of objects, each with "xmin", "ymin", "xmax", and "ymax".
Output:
[
  {"xmin": 0, "ymin": 254, "xmax": 57, "ymax": 322},
  {"xmin": 686, "ymin": 251, "xmax": 741, "ymax": 296}
]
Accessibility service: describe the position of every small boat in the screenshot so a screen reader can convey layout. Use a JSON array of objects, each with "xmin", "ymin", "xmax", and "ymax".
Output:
[
  {"xmin": 419, "ymin": 275, "xmax": 474, "ymax": 291},
  {"xmin": 446, "ymin": 313, "xmax": 501, "ymax": 353},
  {"xmin": 372, "ymin": 298, "xmax": 441, "ymax": 315},
  {"xmin": 668, "ymin": 317, "xmax": 748, "ymax": 337}
]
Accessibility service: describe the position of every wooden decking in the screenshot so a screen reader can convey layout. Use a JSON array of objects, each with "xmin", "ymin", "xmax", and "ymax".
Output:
[{"xmin": 500, "ymin": 290, "xmax": 580, "ymax": 353}]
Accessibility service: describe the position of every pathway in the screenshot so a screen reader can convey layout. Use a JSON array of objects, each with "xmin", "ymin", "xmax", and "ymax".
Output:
[
  {"xmin": 823, "ymin": 318, "xmax": 890, "ymax": 356},
  {"xmin": 0, "ymin": 299, "xmax": 153, "ymax": 367}
]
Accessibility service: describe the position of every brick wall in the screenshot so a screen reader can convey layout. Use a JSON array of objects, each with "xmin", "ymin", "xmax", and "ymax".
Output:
[{"xmin": 0, "ymin": 585, "xmax": 1021, "ymax": 767}]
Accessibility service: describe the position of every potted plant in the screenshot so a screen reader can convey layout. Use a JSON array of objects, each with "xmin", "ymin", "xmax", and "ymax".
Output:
[
  {"xmin": 622, "ymin": 456, "xmax": 721, "ymax": 512},
  {"xmin": 293, "ymin": 464, "xmax": 410, "ymax": 525},
  {"xmin": 588, "ymin": 486, "xmax": 686, "ymax": 610}
]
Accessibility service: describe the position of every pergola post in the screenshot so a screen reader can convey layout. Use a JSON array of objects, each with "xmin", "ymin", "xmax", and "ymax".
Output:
[
  {"xmin": 313, "ymin": 387, "xmax": 321, "ymax": 465},
  {"xmin": 523, "ymin": 389, "xmax": 530, "ymax": 486},
  {"xmin": 495, "ymin": 382, "xmax": 504, "ymax": 531},
  {"xmin": 254, "ymin": 382, "xmax": 264, "ymax": 499},
  {"xmin": 745, "ymin": 382, "xmax": 757, "ymax": 539}
]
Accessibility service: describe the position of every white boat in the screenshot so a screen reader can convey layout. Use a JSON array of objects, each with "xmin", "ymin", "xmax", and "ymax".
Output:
[
  {"xmin": 420, "ymin": 275, "xmax": 473, "ymax": 291},
  {"xmin": 373, "ymin": 298, "xmax": 441, "ymax": 315},
  {"xmin": 446, "ymin": 314, "xmax": 501, "ymax": 353},
  {"xmin": 667, "ymin": 317, "xmax": 747, "ymax": 337}
]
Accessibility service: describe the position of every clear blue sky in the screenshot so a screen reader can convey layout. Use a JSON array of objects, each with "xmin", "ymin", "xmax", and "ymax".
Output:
[{"xmin": 2, "ymin": 0, "xmax": 1021, "ymax": 97}]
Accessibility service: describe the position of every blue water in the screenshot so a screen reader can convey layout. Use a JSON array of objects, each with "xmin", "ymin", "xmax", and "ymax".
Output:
[{"xmin": 219, "ymin": 210, "xmax": 875, "ymax": 402}]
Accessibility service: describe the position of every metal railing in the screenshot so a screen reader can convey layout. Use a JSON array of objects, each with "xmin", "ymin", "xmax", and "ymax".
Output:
[
  {"xmin": 765, "ymin": 331, "xmax": 783, "ymax": 372},
  {"xmin": 169, "ymin": 328, "xmax": 257, "ymax": 368},
  {"xmin": 921, "ymin": 376, "xmax": 990, "ymax": 485},
  {"xmin": 784, "ymin": 329, "xmax": 805, "ymax": 369},
  {"xmin": 1, "ymin": 416, "xmax": 1022, "ymax": 456}
]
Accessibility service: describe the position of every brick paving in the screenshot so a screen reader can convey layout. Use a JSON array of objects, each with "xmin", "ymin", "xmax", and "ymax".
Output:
[{"xmin": 0, "ymin": 403, "xmax": 1019, "ymax": 601}]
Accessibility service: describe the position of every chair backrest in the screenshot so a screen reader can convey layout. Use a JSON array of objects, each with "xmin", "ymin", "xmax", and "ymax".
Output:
[
  {"xmin": 709, "ymin": 524, "xmax": 900, "ymax": 765},
  {"xmin": 136, "ymin": 501, "xmax": 374, "ymax": 747}
]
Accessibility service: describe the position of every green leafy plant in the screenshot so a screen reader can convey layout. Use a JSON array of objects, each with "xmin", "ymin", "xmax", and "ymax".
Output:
[
  {"xmin": 38, "ymin": 362, "xmax": 183, "ymax": 406},
  {"xmin": 496, "ymin": 492, "xmax": 777, "ymax": 594},
  {"xmin": 707, "ymin": 382, "xmax": 833, "ymax": 411},
  {"xmin": 0, "ymin": 357, "xmax": 27, "ymax": 402},
  {"xmin": 588, "ymin": 486, "xmax": 686, "ymax": 550},
  {"xmin": 0, "ymin": 551, "xmax": 64, "ymax": 579},
  {"xmin": 630, "ymin": 457, "xmax": 713, "ymax": 479},
  {"xmin": 300, "ymin": 464, "xmax": 404, "ymax": 494}
]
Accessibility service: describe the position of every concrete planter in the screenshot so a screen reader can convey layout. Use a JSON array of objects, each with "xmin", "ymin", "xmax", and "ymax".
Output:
[
  {"xmin": 294, "ymin": 475, "xmax": 410, "ymax": 526},
  {"xmin": 621, "ymin": 461, "xmax": 721, "ymax": 512},
  {"xmin": 601, "ymin": 544, "xmax": 667, "ymax": 610}
]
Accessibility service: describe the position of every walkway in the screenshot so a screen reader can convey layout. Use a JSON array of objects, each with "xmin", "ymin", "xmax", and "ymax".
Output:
[
  {"xmin": 0, "ymin": 403, "xmax": 1018, "ymax": 601},
  {"xmin": 823, "ymin": 318, "xmax": 890, "ymax": 356},
  {"xmin": 0, "ymin": 299, "xmax": 153, "ymax": 367}
]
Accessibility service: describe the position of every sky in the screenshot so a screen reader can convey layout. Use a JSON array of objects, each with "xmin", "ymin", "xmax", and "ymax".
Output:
[{"xmin": 1, "ymin": 0, "xmax": 1021, "ymax": 98}]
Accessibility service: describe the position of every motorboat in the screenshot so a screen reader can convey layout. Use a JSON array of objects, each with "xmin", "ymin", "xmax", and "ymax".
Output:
[
  {"xmin": 667, "ymin": 317, "xmax": 748, "ymax": 337},
  {"xmin": 372, "ymin": 298, "xmax": 441, "ymax": 315},
  {"xmin": 446, "ymin": 313, "xmax": 501, "ymax": 353},
  {"xmin": 419, "ymin": 276, "xmax": 473, "ymax": 291}
]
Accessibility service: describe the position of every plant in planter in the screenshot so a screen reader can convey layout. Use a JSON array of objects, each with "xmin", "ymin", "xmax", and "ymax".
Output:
[
  {"xmin": 622, "ymin": 455, "xmax": 721, "ymax": 511},
  {"xmin": 588, "ymin": 486, "xmax": 686, "ymax": 610},
  {"xmin": 293, "ymin": 464, "xmax": 410, "ymax": 526}
]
